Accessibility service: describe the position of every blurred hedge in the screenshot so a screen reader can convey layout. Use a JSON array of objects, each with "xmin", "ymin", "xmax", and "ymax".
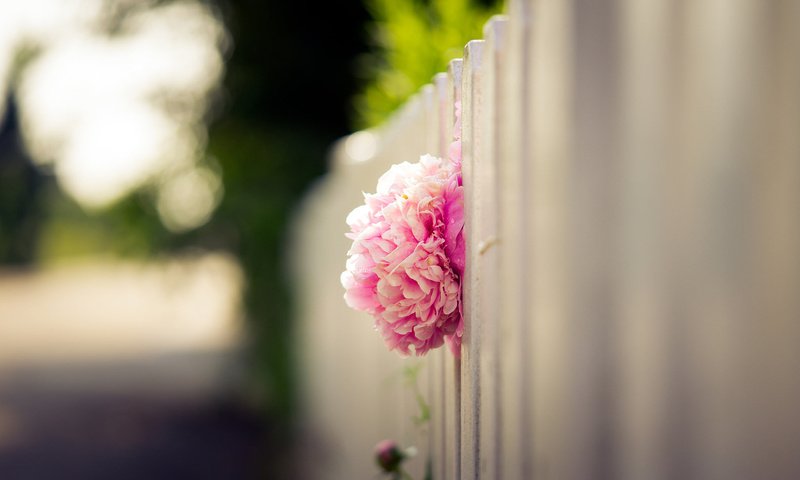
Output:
[{"xmin": 355, "ymin": 0, "xmax": 502, "ymax": 128}]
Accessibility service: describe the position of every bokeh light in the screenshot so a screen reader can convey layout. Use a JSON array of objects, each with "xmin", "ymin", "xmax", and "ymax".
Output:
[{"xmin": 3, "ymin": 0, "xmax": 227, "ymax": 231}]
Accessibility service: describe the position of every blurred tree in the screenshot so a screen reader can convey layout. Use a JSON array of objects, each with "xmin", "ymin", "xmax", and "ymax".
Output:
[
  {"xmin": 0, "ymin": 98, "xmax": 46, "ymax": 265},
  {"xmin": 198, "ymin": 0, "xmax": 372, "ymax": 429}
]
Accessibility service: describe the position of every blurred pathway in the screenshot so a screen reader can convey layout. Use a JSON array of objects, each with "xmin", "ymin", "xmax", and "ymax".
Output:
[
  {"xmin": 0, "ymin": 256, "xmax": 284, "ymax": 479},
  {"xmin": 0, "ymin": 358, "xmax": 266, "ymax": 480}
]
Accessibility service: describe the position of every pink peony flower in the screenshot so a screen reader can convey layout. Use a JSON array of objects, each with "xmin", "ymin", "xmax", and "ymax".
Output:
[{"xmin": 341, "ymin": 139, "xmax": 464, "ymax": 356}]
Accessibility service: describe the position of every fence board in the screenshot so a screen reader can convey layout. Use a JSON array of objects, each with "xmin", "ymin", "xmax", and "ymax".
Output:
[
  {"xmin": 428, "ymin": 73, "xmax": 448, "ymax": 480},
  {"xmin": 478, "ymin": 16, "xmax": 507, "ymax": 480},
  {"xmin": 616, "ymin": 1, "xmax": 676, "ymax": 479},
  {"xmin": 527, "ymin": 0, "xmax": 572, "ymax": 476},
  {"xmin": 497, "ymin": 1, "xmax": 532, "ymax": 478},
  {"xmin": 567, "ymin": 0, "xmax": 621, "ymax": 478},
  {"xmin": 460, "ymin": 38, "xmax": 484, "ymax": 480},
  {"xmin": 444, "ymin": 58, "xmax": 463, "ymax": 480},
  {"xmin": 411, "ymin": 83, "xmax": 436, "ymax": 480},
  {"xmin": 750, "ymin": 6, "xmax": 800, "ymax": 479}
]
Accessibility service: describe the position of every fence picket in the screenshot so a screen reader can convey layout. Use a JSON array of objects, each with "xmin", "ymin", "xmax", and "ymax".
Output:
[
  {"xmin": 444, "ymin": 58, "xmax": 463, "ymax": 480},
  {"xmin": 460, "ymin": 38, "xmax": 485, "ymax": 480},
  {"xmin": 478, "ymin": 17, "xmax": 507, "ymax": 480},
  {"xmin": 616, "ymin": 1, "xmax": 677, "ymax": 478},
  {"xmin": 424, "ymin": 76, "xmax": 446, "ymax": 480},
  {"xmin": 497, "ymin": 1, "xmax": 532, "ymax": 477}
]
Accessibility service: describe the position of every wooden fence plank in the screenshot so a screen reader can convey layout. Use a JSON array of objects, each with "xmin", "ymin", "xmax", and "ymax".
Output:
[
  {"xmin": 566, "ymin": 0, "xmax": 621, "ymax": 478},
  {"xmin": 411, "ymin": 83, "xmax": 436, "ymax": 480},
  {"xmin": 497, "ymin": 1, "xmax": 532, "ymax": 478},
  {"xmin": 524, "ymin": 0, "xmax": 573, "ymax": 478},
  {"xmin": 616, "ymin": 1, "xmax": 676, "ymax": 479},
  {"xmin": 460, "ymin": 38, "xmax": 485, "ymax": 480},
  {"xmin": 444, "ymin": 58, "xmax": 463, "ymax": 480},
  {"xmin": 429, "ymin": 72, "xmax": 448, "ymax": 480},
  {"xmin": 478, "ymin": 16, "xmax": 507, "ymax": 480},
  {"xmin": 749, "ymin": 5, "xmax": 800, "ymax": 478}
]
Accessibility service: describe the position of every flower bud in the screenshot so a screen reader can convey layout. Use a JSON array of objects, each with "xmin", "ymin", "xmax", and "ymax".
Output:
[{"xmin": 374, "ymin": 439, "xmax": 405, "ymax": 473}]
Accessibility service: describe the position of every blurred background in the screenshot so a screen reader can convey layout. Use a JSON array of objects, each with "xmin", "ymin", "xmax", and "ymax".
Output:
[{"xmin": 0, "ymin": 0, "xmax": 498, "ymax": 478}]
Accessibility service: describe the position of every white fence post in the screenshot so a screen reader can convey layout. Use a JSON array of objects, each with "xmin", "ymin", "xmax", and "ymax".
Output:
[
  {"xmin": 477, "ymin": 16, "xmax": 507, "ymax": 480},
  {"xmin": 427, "ymin": 73, "xmax": 448, "ymax": 480},
  {"xmin": 616, "ymin": 1, "xmax": 678, "ymax": 478},
  {"xmin": 460, "ymin": 38, "xmax": 484, "ymax": 480},
  {"xmin": 497, "ymin": 0, "xmax": 533, "ymax": 477},
  {"xmin": 444, "ymin": 58, "xmax": 463, "ymax": 480}
]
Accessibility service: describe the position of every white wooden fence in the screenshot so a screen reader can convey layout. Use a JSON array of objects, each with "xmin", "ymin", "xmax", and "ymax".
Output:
[{"xmin": 293, "ymin": 1, "xmax": 800, "ymax": 478}]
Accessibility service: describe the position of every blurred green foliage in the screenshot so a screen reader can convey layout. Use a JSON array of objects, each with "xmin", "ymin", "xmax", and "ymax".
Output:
[{"xmin": 355, "ymin": 0, "xmax": 503, "ymax": 128}]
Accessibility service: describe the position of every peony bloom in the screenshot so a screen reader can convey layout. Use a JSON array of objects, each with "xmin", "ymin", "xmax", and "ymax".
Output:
[{"xmin": 341, "ymin": 137, "xmax": 464, "ymax": 357}]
